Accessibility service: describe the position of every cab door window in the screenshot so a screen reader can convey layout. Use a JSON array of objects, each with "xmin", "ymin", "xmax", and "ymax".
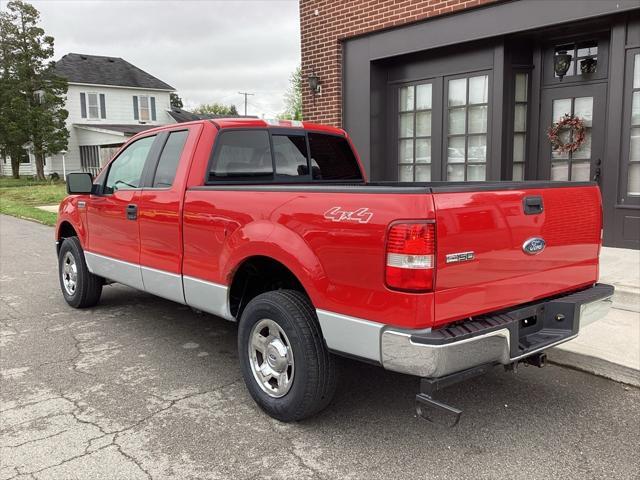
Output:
[{"xmin": 104, "ymin": 136, "xmax": 156, "ymax": 194}]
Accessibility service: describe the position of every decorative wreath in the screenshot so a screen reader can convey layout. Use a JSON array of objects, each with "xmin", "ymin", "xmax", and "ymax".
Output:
[{"xmin": 547, "ymin": 114, "xmax": 586, "ymax": 154}]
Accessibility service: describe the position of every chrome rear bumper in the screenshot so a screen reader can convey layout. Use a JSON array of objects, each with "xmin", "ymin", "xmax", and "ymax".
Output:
[{"xmin": 381, "ymin": 284, "xmax": 614, "ymax": 378}]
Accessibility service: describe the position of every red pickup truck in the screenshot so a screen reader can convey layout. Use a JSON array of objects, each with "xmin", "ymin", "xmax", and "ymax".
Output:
[{"xmin": 56, "ymin": 118, "xmax": 613, "ymax": 424}]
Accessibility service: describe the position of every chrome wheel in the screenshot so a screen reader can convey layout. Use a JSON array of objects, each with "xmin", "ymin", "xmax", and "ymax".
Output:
[
  {"xmin": 61, "ymin": 251, "xmax": 78, "ymax": 296},
  {"xmin": 248, "ymin": 318, "xmax": 295, "ymax": 398}
]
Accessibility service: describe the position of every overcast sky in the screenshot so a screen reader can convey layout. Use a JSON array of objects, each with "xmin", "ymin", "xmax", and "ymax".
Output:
[{"xmin": 28, "ymin": 0, "xmax": 301, "ymax": 117}]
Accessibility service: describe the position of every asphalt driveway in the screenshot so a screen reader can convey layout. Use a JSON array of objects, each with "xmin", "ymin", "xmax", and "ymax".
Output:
[{"xmin": 1, "ymin": 214, "xmax": 639, "ymax": 479}]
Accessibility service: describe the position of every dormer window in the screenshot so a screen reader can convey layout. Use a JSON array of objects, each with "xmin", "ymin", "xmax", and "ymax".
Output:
[{"xmin": 80, "ymin": 92, "xmax": 106, "ymax": 120}]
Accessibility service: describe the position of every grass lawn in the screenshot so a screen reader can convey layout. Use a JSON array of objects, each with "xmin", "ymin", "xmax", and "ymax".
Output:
[{"xmin": 0, "ymin": 177, "xmax": 67, "ymax": 226}]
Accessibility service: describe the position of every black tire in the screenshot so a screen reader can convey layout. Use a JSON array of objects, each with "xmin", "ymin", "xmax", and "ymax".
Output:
[
  {"xmin": 238, "ymin": 290, "xmax": 336, "ymax": 422},
  {"xmin": 58, "ymin": 237, "xmax": 102, "ymax": 308}
]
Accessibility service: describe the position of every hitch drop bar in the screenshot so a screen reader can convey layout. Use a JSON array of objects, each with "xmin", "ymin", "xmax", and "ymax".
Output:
[{"xmin": 415, "ymin": 353, "xmax": 547, "ymax": 426}]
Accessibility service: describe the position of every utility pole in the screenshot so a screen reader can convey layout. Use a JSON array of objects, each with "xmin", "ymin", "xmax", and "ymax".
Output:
[{"xmin": 238, "ymin": 92, "xmax": 254, "ymax": 116}]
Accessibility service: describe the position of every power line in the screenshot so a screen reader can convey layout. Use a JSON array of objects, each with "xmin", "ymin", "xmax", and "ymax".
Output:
[{"xmin": 238, "ymin": 92, "xmax": 254, "ymax": 116}]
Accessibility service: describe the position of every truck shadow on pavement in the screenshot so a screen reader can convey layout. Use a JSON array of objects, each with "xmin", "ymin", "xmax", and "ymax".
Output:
[{"xmin": 94, "ymin": 284, "xmax": 630, "ymax": 435}]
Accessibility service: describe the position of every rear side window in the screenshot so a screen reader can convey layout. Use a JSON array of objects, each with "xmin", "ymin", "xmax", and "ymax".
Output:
[
  {"xmin": 273, "ymin": 135, "xmax": 308, "ymax": 177},
  {"xmin": 209, "ymin": 130, "xmax": 272, "ymax": 180},
  {"xmin": 308, "ymin": 133, "xmax": 362, "ymax": 181},
  {"xmin": 153, "ymin": 130, "xmax": 189, "ymax": 187}
]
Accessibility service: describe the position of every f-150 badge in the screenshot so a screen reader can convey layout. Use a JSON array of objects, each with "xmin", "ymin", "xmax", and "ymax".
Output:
[{"xmin": 324, "ymin": 207, "xmax": 373, "ymax": 224}]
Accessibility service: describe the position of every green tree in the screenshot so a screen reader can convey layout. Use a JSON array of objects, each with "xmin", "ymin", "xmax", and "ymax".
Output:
[
  {"xmin": 0, "ymin": 4, "xmax": 30, "ymax": 178},
  {"xmin": 279, "ymin": 66, "xmax": 302, "ymax": 121},
  {"xmin": 0, "ymin": 1, "xmax": 68, "ymax": 180},
  {"xmin": 193, "ymin": 102, "xmax": 239, "ymax": 116},
  {"xmin": 170, "ymin": 92, "xmax": 183, "ymax": 109}
]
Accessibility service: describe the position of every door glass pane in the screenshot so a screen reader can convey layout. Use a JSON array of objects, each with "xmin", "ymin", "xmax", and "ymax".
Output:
[
  {"xmin": 571, "ymin": 162, "xmax": 590, "ymax": 181},
  {"xmin": 515, "ymin": 73, "xmax": 528, "ymax": 102},
  {"xmin": 399, "ymin": 139, "xmax": 413, "ymax": 163},
  {"xmin": 551, "ymin": 162, "xmax": 569, "ymax": 180},
  {"xmin": 415, "ymin": 165, "xmax": 431, "ymax": 182},
  {"xmin": 512, "ymin": 163, "xmax": 524, "ymax": 181},
  {"xmin": 105, "ymin": 136, "xmax": 156, "ymax": 193},
  {"xmin": 574, "ymin": 97, "xmax": 593, "ymax": 126},
  {"xmin": 513, "ymin": 134, "xmax": 526, "ymax": 163},
  {"xmin": 399, "ymin": 86, "xmax": 414, "ymax": 112},
  {"xmin": 447, "ymin": 164, "xmax": 465, "ymax": 181},
  {"xmin": 467, "ymin": 164, "xmax": 486, "ymax": 181},
  {"xmin": 468, "ymin": 105, "xmax": 488, "ymax": 134},
  {"xmin": 448, "ymin": 78, "xmax": 467, "ymax": 106},
  {"xmin": 468, "ymin": 75, "xmax": 489, "ymax": 104},
  {"xmin": 416, "ymin": 111, "xmax": 431, "ymax": 136},
  {"xmin": 514, "ymin": 104, "xmax": 527, "ymax": 132},
  {"xmin": 553, "ymin": 98, "xmax": 572, "ymax": 121},
  {"xmin": 448, "ymin": 108, "xmax": 466, "ymax": 134},
  {"xmin": 634, "ymin": 53, "xmax": 640, "ymax": 89},
  {"xmin": 416, "ymin": 84, "xmax": 432, "ymax": 110},
  {"xmin": 551, "ymin": 128, "xmax": 570, "ymax": 159},
  {"xmin": 632, "ymin": 91, "xmax": 640, "ymax": 126},
  {"xmin": 628, "ymin": 163, "xmax": 640, "ymax": 196},
  {"xmin": 468, "ymin": 135, "xmax": 487, "ymax": 163},
  {"xmin": 399, "ymin": 165, "xmax": 414, "ymax": 182},
  {"xmin": 630, "ymin": 127, "xmax": 640, "ymax": 162},
  {"xmin": 399, "ymin": 113, "xmax": 414, "ymax": 137},
  {"xmin": 415, "ymin": 138, "xmax": 431, "ymax": 163},
  {"xmin": 448, "ymin": 137, "xmax": 466, "ymax": 163},
  {"xmin": 572, "ymin": 129, "xmax": 592, "ymax": 160}
]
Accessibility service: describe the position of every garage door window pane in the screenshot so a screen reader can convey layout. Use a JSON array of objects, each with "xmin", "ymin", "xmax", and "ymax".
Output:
[
  {"xmin": 399, "ymin": 139, "xmax": 413, "ymax": 163},
  {"xmin": 399, "ymin": 86, "xmax": 414, "ymax": 112},
  {"xmin": 448, "ymin": 108, "xmax": 466, "ymax": 134},
  {"xmin": 447, "ymin": 164, "xmax": 465, "ymax": 181},
  {"xmin": 468, "ymin": 75, "xmax": 489, "ymax": 104},
  {"xmin": 468, "ymin": 105, "xmax": 487, "ymax": 134},
  {"xmin": 416, "ymin": 84, "xmax": 432, "ymax": 110},
  {"xmin": 467, "ymin": 164, "xmax": 486, "ymax": 181},
  {"xmin": 397, "ymin": 81, "xmax": 432, "ymax": 182},
  {"xmin": 448, "ymin": 78, "xmax": 466, "ymax": 106},
  {"xmin": 448, "ymin": 136, "xmax": 465, "ymax": 163},
  {"xmin": 468, "ymin": 135, "xmax": 487, "ymax": 163}
]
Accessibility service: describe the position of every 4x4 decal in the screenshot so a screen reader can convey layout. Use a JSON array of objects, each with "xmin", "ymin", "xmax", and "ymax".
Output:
[{"xmin": 324, "ymin": 206, "xmax": 373, "ymax": 224}]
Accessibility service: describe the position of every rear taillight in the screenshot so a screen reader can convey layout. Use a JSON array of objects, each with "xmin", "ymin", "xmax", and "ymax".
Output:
[{"xmin": 385, "ymin": 222, "xmax": 435, "ymax": 292}]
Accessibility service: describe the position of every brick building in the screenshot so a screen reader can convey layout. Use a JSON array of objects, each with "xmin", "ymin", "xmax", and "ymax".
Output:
[{"xmin": 300, "ymin": 0, "xmax": 640, "ymax": 249}]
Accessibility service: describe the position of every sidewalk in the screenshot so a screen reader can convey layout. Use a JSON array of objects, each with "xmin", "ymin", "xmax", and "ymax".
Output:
[{"xmin": 548, "ymin": 247, "xmax": 640, "ymax": 387}]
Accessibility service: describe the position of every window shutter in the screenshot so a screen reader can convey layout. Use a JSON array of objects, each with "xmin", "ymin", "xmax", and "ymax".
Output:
[
  {"xmin": 150, "ymin": 97, "xmax": 156, "ymax": 121},
  {"xmin": 133, "ymin": 96, "xmax": 139, "ymax": 120},
  {"xmin": 80, "ymin": 93, "xmax": 87, "ymax": 118},
  {"xmin": 99, "ymin": 94, "xmax": 106, "ymax": 119}
]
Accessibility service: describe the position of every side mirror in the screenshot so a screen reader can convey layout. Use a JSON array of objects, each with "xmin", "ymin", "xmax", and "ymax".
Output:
[{"xmin": 66, "ymin": 173, "xmax": 93, "ymax": 194}]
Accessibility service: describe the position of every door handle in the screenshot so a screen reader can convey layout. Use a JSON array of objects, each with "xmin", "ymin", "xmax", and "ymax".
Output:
[
  {"xmin": 126, "ymin": 204, "xmax": 138, "ymax": 220},
  {"xmin": 523, "ymin": 196, "xmax": 543, "ymax": 215}
]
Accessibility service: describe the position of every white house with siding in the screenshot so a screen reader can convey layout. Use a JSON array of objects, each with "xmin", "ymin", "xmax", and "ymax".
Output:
[{"xmin": 2, "ymin": 53, "xmax": 175, "ymax": 177}]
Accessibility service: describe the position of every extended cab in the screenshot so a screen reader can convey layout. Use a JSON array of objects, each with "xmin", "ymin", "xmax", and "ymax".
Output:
[{"xmin": 56, "ymin": 119, "xmax": 613, "ymax": 423}]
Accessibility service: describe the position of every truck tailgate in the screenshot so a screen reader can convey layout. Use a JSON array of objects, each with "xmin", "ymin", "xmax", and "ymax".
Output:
[{"xmin": 432, "ymin": 184, "xmax": 601, "ymax": 327}]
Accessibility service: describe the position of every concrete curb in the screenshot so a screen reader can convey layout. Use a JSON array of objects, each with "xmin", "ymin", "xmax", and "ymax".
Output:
[
  {"xmin": 612, "ymin": 285, "xmax": 640, "ymax": 313},
  {"xmin": 548, "ymin": 348, "xmax": 640, "ymax": 388}
]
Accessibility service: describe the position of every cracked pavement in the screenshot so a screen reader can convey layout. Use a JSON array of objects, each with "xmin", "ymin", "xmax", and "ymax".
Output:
[{"xmin": 1, "ymin": 214, "xmax": 639, "ymax": 480}]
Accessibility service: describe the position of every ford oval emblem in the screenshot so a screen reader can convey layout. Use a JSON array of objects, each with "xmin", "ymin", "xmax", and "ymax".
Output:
[{"xmin": 523, "ymin": 237, "xmax": 546, "ymax": 255}]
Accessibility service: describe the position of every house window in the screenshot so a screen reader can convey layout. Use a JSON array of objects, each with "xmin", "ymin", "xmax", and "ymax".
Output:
[
  {"xmin": 139, "ymin": 95, "xmax": 150, "ymax": 122},
  {"xmin": 397, "ymin": 83, "xmax": 432, "ymax": 182},
  {"xmin": 512, "ymin": 72, "xmax": 528, "ymax": 180},
  {"xmin": 626, "ymin": 53, "xmax": 640, "ymax": 197},
  {"xmin": 87, "ymin": 93, "xmax": 99, "ymax": 119},
  {"xmin": 446, "ymin": 74, "xmax": 489, "ymax": 181}
]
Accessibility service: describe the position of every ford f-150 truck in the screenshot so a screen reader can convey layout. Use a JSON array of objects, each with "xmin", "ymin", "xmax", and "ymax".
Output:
[{"xmin": 56, "ymin": 118, "xmax": 613, "ymax": 424}]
